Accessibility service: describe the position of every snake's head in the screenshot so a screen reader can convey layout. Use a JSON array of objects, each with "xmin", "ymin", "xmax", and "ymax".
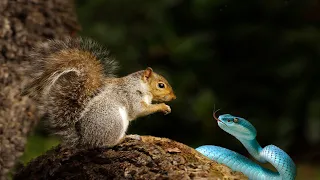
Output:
[{"xmin": 214, "ymin": 114, "xmax": 257, "ymax": 140}]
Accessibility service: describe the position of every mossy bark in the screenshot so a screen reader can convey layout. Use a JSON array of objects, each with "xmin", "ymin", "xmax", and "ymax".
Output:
[{"xmin": 14, "ymin": 136, "xmax": 247, "ymax": 180}]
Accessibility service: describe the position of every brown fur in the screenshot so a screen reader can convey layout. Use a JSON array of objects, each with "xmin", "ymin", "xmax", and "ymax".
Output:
[
  {"xmin": 23, "ymin": 37, "xmax": 175, "ymax": 148},
  {"xmin": 142, "ymin": 68, "xmax": 176, "ymax": 102}
]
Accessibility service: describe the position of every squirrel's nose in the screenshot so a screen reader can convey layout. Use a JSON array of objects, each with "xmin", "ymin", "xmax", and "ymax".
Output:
[{"xmin": 172, "ymin": 94, "xmax": 176, "ymax": 100}]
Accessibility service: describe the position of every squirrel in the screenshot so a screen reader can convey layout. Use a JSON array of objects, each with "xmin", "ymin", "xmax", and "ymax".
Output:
[{"xmin": 22, "ymin": 37, "xmax": 176, "ymax": 148}]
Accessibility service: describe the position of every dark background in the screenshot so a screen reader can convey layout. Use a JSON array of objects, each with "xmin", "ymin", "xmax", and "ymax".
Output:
[{"xmin": 22, "ymin": 0, "xmax": 320, "ymax": 179}]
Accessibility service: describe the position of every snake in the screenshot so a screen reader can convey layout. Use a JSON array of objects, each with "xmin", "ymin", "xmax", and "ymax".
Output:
[{"xmin": 195, "ymin": 112, "xmax": 297, "ymax": 180}]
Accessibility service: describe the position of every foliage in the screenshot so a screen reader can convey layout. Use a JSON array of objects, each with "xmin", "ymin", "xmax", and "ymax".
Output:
[
  {"xmin": 75, "ymin": 0, "xmax": 320, "ymax": 153},
  {"xmin": 23, "ymin": 0, "xmax": 320, "ymax": 179}
]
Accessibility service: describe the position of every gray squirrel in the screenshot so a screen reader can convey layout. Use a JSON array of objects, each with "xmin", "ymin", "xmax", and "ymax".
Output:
[{"xmin": 22, "ymin": 37, "xmax": 176, "ymax": 148}]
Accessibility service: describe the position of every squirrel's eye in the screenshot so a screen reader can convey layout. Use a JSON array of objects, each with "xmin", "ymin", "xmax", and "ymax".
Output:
[
  {"xmin": 158, "ymin": 82, "xmax": 165, "ymax": 89},
  {"xmin": 233, "ymin": 118, "xmax": 238, "ymax": 123}
]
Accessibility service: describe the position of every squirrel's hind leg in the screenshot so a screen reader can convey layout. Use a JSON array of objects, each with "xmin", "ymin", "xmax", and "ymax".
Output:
[{"xmin": 78, "ymin": 107, "xmax": 128, "ymax": 148}]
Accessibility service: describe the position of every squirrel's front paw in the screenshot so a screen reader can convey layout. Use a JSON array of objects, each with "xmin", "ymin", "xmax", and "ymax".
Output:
[{"xmin": 160, "ymin": 103, "xmax": 171, "ymax": 115}]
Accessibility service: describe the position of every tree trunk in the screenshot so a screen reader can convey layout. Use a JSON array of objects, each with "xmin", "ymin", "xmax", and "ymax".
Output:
[
  {"xmin": 0, "ymin": 0, "xmax": 80, "ymax": 179},
  {"xmin": 13, "ymin": 136, "xmax": 247, "ymax": 180}
]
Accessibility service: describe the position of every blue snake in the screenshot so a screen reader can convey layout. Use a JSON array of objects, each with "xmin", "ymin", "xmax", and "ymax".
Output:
[{"xmin": 196, "ymin": 112, "xmax": 297, "ymax": 180}]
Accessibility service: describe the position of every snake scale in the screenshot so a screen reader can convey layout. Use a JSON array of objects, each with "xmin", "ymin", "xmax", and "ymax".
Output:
[{"xmin": 196, "ymin": 112, "xmax": 297, "ymax": 180}]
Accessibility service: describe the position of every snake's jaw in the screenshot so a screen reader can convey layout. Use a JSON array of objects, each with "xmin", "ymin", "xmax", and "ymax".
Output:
[
  {"xmin": 217, "ymin": 119, "xmax": 228, "ymax": 127},
  {"xmin": 217, "ymin": 121, "xmax": 228, "ymax": 129}
]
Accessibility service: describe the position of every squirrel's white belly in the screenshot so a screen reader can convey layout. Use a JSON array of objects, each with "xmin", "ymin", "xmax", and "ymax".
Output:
[{"xmin": 118, "ymin": 106, "xmax": 129, "ymax": 140}]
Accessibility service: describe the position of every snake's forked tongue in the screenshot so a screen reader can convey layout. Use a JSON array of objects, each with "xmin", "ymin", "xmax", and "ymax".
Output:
[{"xmin": 213, "ymin": 109, "xmax": 228, "ymax": 126}]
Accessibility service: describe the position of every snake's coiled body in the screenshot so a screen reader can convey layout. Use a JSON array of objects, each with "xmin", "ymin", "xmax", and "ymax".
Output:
[{"xmin": 196, "ymin": 114, "xmax": 296, "ymax": 180}]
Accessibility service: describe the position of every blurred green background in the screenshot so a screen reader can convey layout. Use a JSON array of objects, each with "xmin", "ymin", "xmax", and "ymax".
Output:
[{"xmin": 21, "ymin": 0, "xmax": 320, "ymax": 179}]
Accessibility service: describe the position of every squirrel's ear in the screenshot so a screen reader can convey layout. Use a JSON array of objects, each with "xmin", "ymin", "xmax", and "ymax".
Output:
[{"xmin": 143, "ymin": 67, "xmax": 153, "ymax": 82}]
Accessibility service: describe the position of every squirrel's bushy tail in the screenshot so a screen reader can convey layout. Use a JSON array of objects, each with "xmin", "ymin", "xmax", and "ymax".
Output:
[{"xmin": 23, "ymin": 37, "xmax": 118, "ymax": 146}]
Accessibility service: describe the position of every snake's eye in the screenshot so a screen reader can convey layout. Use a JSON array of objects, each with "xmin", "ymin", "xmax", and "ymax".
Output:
[
  {"xmin": 227, "ymin": 119, "xmax": 231, "ymax": 122},
  {"xmin": 233, "ymin": 118, "xmax": 238, "ymax": 123}
]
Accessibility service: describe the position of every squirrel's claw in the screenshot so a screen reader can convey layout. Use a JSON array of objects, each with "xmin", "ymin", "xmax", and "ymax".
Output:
[{"xmin": 163, "ymin": 105, "xmax": 171, "ymax": 115}]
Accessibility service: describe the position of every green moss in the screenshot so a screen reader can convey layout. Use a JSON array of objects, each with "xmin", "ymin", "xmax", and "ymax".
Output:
[{"xmin": 20, "ymin": 133, "xmax": 60, "ymax": 165}]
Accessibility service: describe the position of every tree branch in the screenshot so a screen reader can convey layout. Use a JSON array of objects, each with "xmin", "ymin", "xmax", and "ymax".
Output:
[{"xmin": 14, "ymin": 136, "xmax": 247, "ymax": 180}]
